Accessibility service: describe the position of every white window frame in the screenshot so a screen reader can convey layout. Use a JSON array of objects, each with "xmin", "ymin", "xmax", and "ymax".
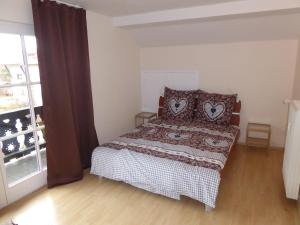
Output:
[{"xmin": 0, "ymin": 32, "xmax": 46, "ymax": 187}]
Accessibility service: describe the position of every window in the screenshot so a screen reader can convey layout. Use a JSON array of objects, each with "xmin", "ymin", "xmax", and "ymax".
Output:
[{"xmin": 0, "ymin": 33, "xmax": 46, "ymax": 187}]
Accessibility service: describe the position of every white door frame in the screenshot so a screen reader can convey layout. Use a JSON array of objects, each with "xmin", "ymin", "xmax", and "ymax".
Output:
[
  {"xmin": 5, "ymin": 171, "xmax": 47, "ymax": 204},
  {"xmin": 0, "ymin": 152, "xmax": 8, "ymax": 209},
  {"xmin": 0, "ymin": 151, "xmax": 46, "ymax": 207},
  {"xmin": 0, "ymin": 25, "xmax": 47, "ymax": 207}
]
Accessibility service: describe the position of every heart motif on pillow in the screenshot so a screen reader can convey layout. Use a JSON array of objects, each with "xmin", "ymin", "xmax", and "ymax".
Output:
[
  {"xmin": 205, "ymin": 137, "xmax": 229, "ymax": 148},
  {"xmin": 168, "ymin": 98, "xmax": 188, "ymax": 116},
  {"xmin": 203, "ymin": 101, "xmax": 225, "ymax": 121}
]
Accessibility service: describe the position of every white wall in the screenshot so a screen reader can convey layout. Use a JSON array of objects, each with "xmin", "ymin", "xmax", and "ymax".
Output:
[
  {"xmin": 87, "ymin": 11, "xmax": 140, "ymax": 143},
  {"xmin": 140, "ymin": 40, "xmax": 298, "ymax": 147},
  {"xmin": 293, "ymin": 40, "xmax": 300, "ymax": 100}
]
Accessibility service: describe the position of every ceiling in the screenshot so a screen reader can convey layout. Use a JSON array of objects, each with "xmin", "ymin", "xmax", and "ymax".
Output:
[
  {"xmin": 65, "ymin": 0, "xmax": 241, "ymax": 16},
  {"xmin": 63, "ymin": 0, "xmax": 300, "ymax": 46},
  {"xmin": 129, "ymin": 12, "xmax": 300, "ymax": 47}
]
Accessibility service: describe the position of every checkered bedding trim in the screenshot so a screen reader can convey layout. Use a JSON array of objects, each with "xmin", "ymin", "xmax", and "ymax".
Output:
[{"xmin": 91, "ymin": 147, "xmax": 220, "ymax": 208}]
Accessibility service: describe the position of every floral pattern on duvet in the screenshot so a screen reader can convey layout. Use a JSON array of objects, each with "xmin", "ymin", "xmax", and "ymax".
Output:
[{"xmin": 102, "ymin": 119, "xmax": 239, "ymax": 172}]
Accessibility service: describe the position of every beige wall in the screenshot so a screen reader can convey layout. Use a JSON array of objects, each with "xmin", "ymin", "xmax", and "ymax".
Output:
[
  {"xmin": 87, "ymin": 11, "xmax": 140, "ymax": 143},
  {"xmin": 293, "ymin": 40, "xmax": 300, "ymax": 100},
  {"xmin": 140, "ymin": 40, "xmax": 298, "ymax": 147}
]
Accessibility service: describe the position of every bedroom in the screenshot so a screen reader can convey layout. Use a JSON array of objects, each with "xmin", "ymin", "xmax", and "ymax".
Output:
[{"xmin": 0, "ymin": 0, "xmax": 300, "ymax": 224}]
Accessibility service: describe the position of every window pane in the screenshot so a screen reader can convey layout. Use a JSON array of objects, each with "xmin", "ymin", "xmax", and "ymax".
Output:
[
  {"xmin": 0, "ymin": 65, "xmax": 27, "ymax": 86},
  {"xmin": 28, "ymin": 65, "xmax": 40, "ymax": 82},
  {"xmin": 2, "ymin": 65, "xmax": 27, "ymax": 85},
  {"xmin": 31, "ymin": 84, "xmax": 43, "ymax": 107},
  {"xmin": 37, "ymin": 128, "xmax": 46, "ymax": 170},
  {"xmin": 40, "ymin": 147, "xmax": 47, "ymax": 170},
  {"xmin": 0, "ymin": 107, "xmax": 31, "ymax": 138},
  {"xmin": 34, "ymin": 106, "xmax": 44, "ymax": 127},
  {"xmin": 24, "ymin": 36, "xmax": 38, "ymax": 65},
  {"xmin": 1, "ymin": 133, "xmax": 39, "ymax": 186},
  {"xmin": 0, "ymin": 33, "xmax": 23, "ymax": 65},
  {"xmin": 0, "ymin": 33, "xmax": 26, "ymax": 86},
  {"xmin": 0, "ymin": 86, "xmax": 29, "ymax": 114}
]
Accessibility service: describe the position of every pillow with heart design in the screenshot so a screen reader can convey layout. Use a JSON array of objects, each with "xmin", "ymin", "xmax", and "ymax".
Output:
[
  {"xmin": 162, "ymin": 87, "xmax": 198, "ymax": 122},
  {"xmin": 168, "ymin": 98, "xmax": 188, "ymax": 116},
  {"xmin": 203, "ymin": 101, "xmax": 225, "ymax": 121},
  {"xmin": 195, "ymin": 92, "xmax": 237, "ymax": 126}
]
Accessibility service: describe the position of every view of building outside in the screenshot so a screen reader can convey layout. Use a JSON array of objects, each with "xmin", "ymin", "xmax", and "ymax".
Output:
[{"xmin": 0, "ymin": 34, "xmax": 42, "ymax": 113}]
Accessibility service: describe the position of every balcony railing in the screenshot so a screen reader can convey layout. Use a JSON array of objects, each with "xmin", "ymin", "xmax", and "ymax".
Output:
[{"xmin": 0, "ymin": 106, "xmax": 45, "ymax": 163}]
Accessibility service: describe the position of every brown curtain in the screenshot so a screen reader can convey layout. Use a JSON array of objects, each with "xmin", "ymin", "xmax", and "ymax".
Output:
[{"xmin": 31, "ymin": 0, "xmax": 99, "ymax": 188}]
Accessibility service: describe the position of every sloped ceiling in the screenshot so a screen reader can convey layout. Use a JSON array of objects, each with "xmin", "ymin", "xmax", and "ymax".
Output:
[
  {"xmin": 65, "ymin": 0, "xmax": 300, "ymax": 46},
  {"xmin": 129, "ymin": 12, "xmax": 300, "ymax": 47},
  {"xmin": 63, "ymin": 0, "xmax": 240, "ymax": 16}
]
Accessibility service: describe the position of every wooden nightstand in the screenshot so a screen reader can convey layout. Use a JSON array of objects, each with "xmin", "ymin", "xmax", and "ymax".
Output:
[
  {"xmin": 246, "ymin": 123, "xmax": 271, "ymax": 149},
  {"xmin": 135, "ymin": 112, "xmax": 157, "ymax": 127}
]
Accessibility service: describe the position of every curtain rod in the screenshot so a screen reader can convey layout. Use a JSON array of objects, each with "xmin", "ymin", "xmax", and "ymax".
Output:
[{"xmin": 40, "ymin": 0, "xmax": 83, "ymax": 9}]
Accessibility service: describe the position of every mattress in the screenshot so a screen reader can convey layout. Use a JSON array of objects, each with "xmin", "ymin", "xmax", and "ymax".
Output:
[{"xmin": 91, "ymin": 119, "xmax": 239, "ymax": 208}]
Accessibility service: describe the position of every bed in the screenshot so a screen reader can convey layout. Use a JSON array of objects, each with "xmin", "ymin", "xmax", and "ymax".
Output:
[{"xmin": 91, "ymin": 91, "xmax": 241, "ymax": 211}]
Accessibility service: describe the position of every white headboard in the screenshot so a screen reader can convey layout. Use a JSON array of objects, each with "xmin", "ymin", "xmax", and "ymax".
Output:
[{"xmin": 141, "ymin": 70, "xmax": 199, "ymax": 112}]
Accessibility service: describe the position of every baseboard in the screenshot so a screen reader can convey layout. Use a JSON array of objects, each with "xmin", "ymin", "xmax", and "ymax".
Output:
[{"xmin": 237, "ymin": 142, "xmax": 284, "ymax": 151}]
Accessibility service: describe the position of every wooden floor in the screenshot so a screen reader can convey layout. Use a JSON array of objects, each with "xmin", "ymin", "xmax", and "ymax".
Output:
[{"xmin": 0, "ymin": 145, "xmax": 299, "ymax": 225}]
